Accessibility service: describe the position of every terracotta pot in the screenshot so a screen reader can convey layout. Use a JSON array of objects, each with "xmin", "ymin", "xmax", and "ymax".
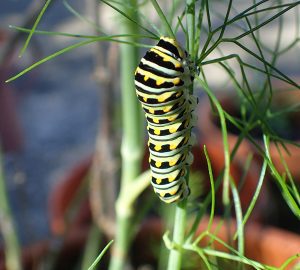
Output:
[
  {"xmin": 48, "ymin": 157, "xmax": 92, "ymax": 235},
  {"xmin": 198, "ymin": 89, "xmax": 300, "ymax": 183},
  {"xmin": 0, "ymin": 78, "xmax": 23, "ymax": 153},
  {"xmin": 0, "ymin": 224, "xmax": 90, "ymax": 270},
  {"xmin": 0, "ymin": 157, "xmax": 92, "ymax": 270},
  {"xmin": 46, "ymin": 152, "xmax": 299, "ymax": 269},
  {"xmin": 262, "ymin": 89, "xmax": 300, "ymax": 181},
  {"xmin": 133, "ymin": 216, "xmax": 300, "ymax": 269},
  {"xmin": 197, "ymin": 95, "xmax": 268, "ymax": 218},
  {"xmin": 0, "ymin": 30, "xmax": 23, "ymax": 153},
  {"xmin": 0, "ymin": 241, "xmax": 48, "ymax": 270},
  {"xmin": 196, "ymin": 216, "xmax": 300, "ymax": 270},
  {"xmin": 131, "ymin": 218, "xmax": 165, "ymax": 268}
]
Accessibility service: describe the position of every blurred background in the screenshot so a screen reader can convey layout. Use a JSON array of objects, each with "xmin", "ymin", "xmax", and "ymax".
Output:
[
  {"xmin": 1, "ymin": 0, "xmax": 100, "ymax": 245},
  {"xmin": 0, "ymin": 1, "xmax": 300, "ymax": 270}
]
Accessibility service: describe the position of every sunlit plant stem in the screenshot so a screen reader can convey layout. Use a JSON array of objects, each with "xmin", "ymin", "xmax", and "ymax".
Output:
[
  {"xmin": 108, "ymin": 0, "xmax": 144, "ymax": 269},
  {"xmin": 167, "ymin": 1, "xmax": 195, "ymax": 269}
]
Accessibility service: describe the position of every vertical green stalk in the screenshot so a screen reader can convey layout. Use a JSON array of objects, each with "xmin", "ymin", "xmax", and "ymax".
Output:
[
  {"xmin": 109, "ymin": 1, "xmax": 143, "ymax": 269},
  {"xmin": 167, "ymin": 1, "xmax": 195, "ymax": 269},
  {"xmin": 81, "ymin": 223, "xmax": 102, "ymax": 270},
  {"xmin": 167, "ymin": 195, "xmax": 188, "ymax": 270},
  {"xmin": 0, "ymin": 147, "xmax": 21, "ymax": 270}
]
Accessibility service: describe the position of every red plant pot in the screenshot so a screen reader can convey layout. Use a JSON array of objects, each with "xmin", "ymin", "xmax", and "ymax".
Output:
[
  {"xmin": 48, "ymin": 156, "xmax": 92, "ymax": 236},
  {"xmin": 197, "ymin": 95, "xmax": 268, "ymax": 219},
  {"xmin": 196, "ymin": 216, "xmax": 300, "ymax": 269}
]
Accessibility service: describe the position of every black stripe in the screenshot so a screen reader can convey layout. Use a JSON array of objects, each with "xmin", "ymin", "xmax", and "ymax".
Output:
[
  {"xmin": 135, "ymin": 72, "xmax": 176, "ymax": 89},
  {"xmin": 144, "ymin": 51, "xmax": 184, "ymax": 73},
  {"xmin": 135, "ymin": 83, "xmax": 184, "ymax": 96},
  {"xmin": 148, "ymin": 117, "xmax": 189, "ymax": 136},
  {"xmin": 150, "ymin": 153, "xmax": 186, "ymax": 169},
  {"xmin": 157, "ymin": 39, "xmax": 182, "ymax": 59},
  {"xmin": 149, "ymin": 135, "xmax": 187, "ymax": 154},
  {"xmin": 146, "ymin": 106, "xmax": 187, "ymax": 124},
  {"xmin": 136, "ymin": 89, "xmax": 184, "ymax": 105},
  {"xmin": 136, "ymin": 93, "xmax": 175, "ymax": 105},
  {"xmin": 151, "ymin": 168, "xmax": 184, "ymax": 184},
  {"xmin": 143, "ymin": 100, "xmax": 183, "ymax": 115},
  {"xmin": 162, "ymin": 183, "xmax": 184, "ymax": 198},
  {"xmin": 139, "ymin": 62, "xmax": 178, "ymax": 79}
]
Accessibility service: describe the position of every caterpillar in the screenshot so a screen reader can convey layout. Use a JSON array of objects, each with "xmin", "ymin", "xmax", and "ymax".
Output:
[{"xmin": 134, "ymin": 36, "xmax": 197, "ymax": 203}]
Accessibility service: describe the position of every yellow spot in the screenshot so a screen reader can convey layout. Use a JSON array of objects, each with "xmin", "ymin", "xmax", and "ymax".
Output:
[
  {"xmin": 176, "ymin": 92, "xmax": 181, "ymax": 97},
  {"xmin": 143, "ymin": 97, "xmax": 148, "ymax": 102},
  {"xmin": 175, "ymin": 62, "xmax": 182, "ymax": 68},
  {"xmin": 147, "ymin": 141, "xmax": 150, "ymax": 146},
  {"xmin": 149, "ymin": 108, "xmax": 155, "ymax": 114},
  {"xmin": 156, "ymin": 78, "xmax": 164, "ymax": 86},
  {"xmin": 154, "ymin": 129, "xmax": 160, "ymax": 135},
  {"xmin": 159, "ymin": 191, "xmax": 166, "ymax": 197},
  {"xmin": 169, "ymin": 127, "xmax": 177, "ymax": 133},
  {"xmin": 168, "ymin": 176, "xmax": 175, "ymax": 182},
  {"xmin": 163, "ymin": 106, "xmax": 171, "ymax": 113},
  {"xmin": 158, "ymin": 92, "xmax": 172, "ymax": 103},
  {"xmin": 168, "ymin": 116, "xmax": 176, "ymax": 121},
  {"xmin": 153, "ymin": 118, "xmax": 160, "ymax": 124},
  {"xmin": 155, "ymin": 145, "xmax": 162, "ymax": 151},
  {"xmin": 169, "ymin": 144, "xmax": 176, "ymax": 150},
  {"xmin": 158, "ymin": 96, "xmax": 166, "ymax": 102},
  {"xmin": 144, "ymin": 75, "xmax": 149, "ymax": 81},
  {"xmin": 173, "ymin": 78, "xmax": 181, "ymax": 85},
  {"xmin": 156, "ymin": 178, "xmax": 162, "ymax": 184},
  {"xmin": 163, "ymin": 55, "xmax": 172, "ymax": 62},
  {"xmin": 148, "ymin": 157, "xmax": 151, "ymax": 162},
  {"xmin": 155, "ymin": 161, "xmax": 162, "ymax": 167},
  {"xmin": 169, "ymin": 159, "xmax": 177, "ymax": 166},
  {"xmin": 169, "ymin": 189, "xmax": 176, "ymax": 195},
  {"xmin": 150, "ymin": 47, "xmax": 173, "ymax": 63}
]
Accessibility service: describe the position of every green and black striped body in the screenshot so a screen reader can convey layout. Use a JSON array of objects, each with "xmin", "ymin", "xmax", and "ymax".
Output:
[{"xmin": 134, "ymin": 37, "xmax": 197, "ymax": 203}]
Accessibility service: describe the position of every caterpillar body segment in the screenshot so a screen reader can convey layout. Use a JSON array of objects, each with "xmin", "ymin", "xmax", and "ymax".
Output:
[
  {"xmin": 149, "ymin": 151, "xmax": 194, "ymax": 175},
  {"xmin": 147, "ymin": 113, "xmax": 196, "ymax": 141},
  {"xmin": 136, "ymin": 87, "xmax": 185, "ymax": 105},
  {"xmin": 151, "ymin": 167, "xmax": 186, "ymax": 185},
  {"xmin": 148, "ymin": 131, "xmax": 193, "ymax": 157},
  {"xmin": 142, "ymin": 98, "xmax": 186, "ymax": 116},
  {"xmin": 134, "ymin": 36, "xmax": 197, "ymax": 203},
  {"xmin": 154, "ymin": 181, "xmax": 190, "ymax": 204},
  {"xmin": 148, "ymin": 130, "xmax": 195, "ymax": 153},
  {"xmin": 145, "ymin": 104, "xmax": 189, "ymax": 125}
]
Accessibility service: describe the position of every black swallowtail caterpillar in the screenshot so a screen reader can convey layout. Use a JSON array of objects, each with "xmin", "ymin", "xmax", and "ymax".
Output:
[{"xmin": 134, "ymin": 36, "xmax": 197, "ymax": 203}]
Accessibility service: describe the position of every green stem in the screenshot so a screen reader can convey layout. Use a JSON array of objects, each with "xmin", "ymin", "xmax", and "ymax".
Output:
[
  {"xmin": 167, "ymin": 1, "xmax": 195, "ymax": 269},
  {"xmin": 108, "ymin": 1, "xmax": 143, "ymax": 269},
  {"xmin": 19, "ymin": 0, "xmax": 52, "ymax": 57},
  {"xmin": 0, "ymin": 147, "xmax": 21, "ymax": 270},
  {"xmin": 150, "ymin": 0, "xmax": 175, "ymax": 38},
  {"xmin": 167, "ymin": 199, "xmax": 188, "ymax": 270},
  {"xmin": 82, "ymin": 223, "xmax": 102, "ymax": 270}
]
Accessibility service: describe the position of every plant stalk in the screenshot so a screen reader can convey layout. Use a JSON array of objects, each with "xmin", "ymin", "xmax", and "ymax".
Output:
[
  {"xmin": 0, "ymin": 147, "xmax": 22, "ymax": 270},
  {"xmin": 108, "ymin": 1, "xmax": 143, "ymax": 269},
  {"xmin": 167, "ymin": 1, "xmax": 195, "ymax": 269},
  {"xmin": 167, "ymin": 199, "xmax": 188, "ymax": 270}
]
